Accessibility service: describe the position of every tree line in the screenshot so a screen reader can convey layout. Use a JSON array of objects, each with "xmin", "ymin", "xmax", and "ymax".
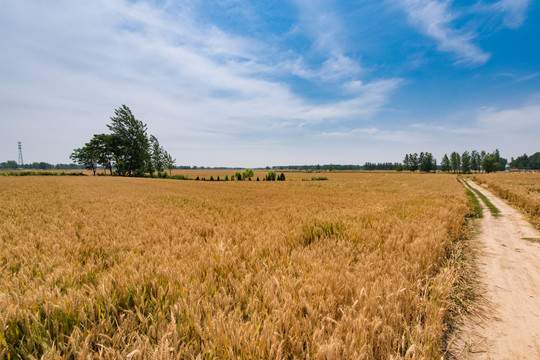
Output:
[
  {"xmin": 0, "ymin": 161, "xmax": 84, "ymax": 170},
  {"xmin": 70, "ymin": 105, "xmax": 175, "ymax": 176},
  {"xmin": 398, "ymin": 149, "xmax": 508, "ymax": 173},
  {"xmin": 509, "ymin": 152, "xmax": 540, "ymax": 170}
]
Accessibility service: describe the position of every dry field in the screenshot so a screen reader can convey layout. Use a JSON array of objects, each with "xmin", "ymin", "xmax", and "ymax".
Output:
[
  {"xmin": 0, "ymin": 173, "xmax": 471, "ymax": 359},
  {"xmin": 471, "ymin": 172, "xmax": 540, "ymax": 229}
]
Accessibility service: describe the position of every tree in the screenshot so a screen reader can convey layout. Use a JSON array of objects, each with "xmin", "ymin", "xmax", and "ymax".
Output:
[
  {"xmin": 88, "ymin": 133, "xmax": 115, "ymax": 175},
  {"xmin": 403, "ymin": 154, "xmax": 411, "ymax": 171},
  {"xmin": 510, "ymin": 153, "xmax": 529, "ymax": 169},
  {"xmin": 266, "ymin": 170, "xmax": 276, "ymax": 181},
  {"xmin": 529, "ymin": 152, "xmax": 540, "ymax": 170},
  {"xmin": 150, "ymin": 135, "xmax": 165, "ymax": 175},
  {"xmin": 243, "ymin": 168, "xmax": 254, "ymax": 180},
  {"xmin": 471, "ymin": 150, "xmax": 481, "ymax": 173},
  {"xmin": 482, "ymin": 155, "xmax": 499, "ymax": 173},
  {"xmin": 163, "ymin": 151, "xmax": 176, "ymax": 175},
  {"xmin": 441, "ymin": 154, "xmax": 451, "ymax": 172},
  {"xmin": 107, "ymin": 105, "xmax": 150, "ymax": 176},
  {"xmin": 2, "ymin": 160, "xmax": 19, "ymax": 169},
  {"xmin": 410, "ymin": 153, "xmax": 419, "ymax": 171},
  {"xmin": 70, "ymin": 145, "xmax": 98, "ymax": 175},
  {"xmin": 493, "ymin": 149, "xmax": 507, "ymax": 171},
  {"xmin": 419, "ymin": 152, "xmax": 436, "ymax": 172},
  {"xmin": 235, "ymin": 172, "xmax": 243, "ymax": 181},
  {"xmin": 450, "ymin": 152, "xmax": 461, "ymax": 173},
  {"xmin": 480, "ymin": 151, "xmax": 487, "ymax": 171},
  {"xmin": 461, "ymin": 151, "xmax": 471, "ymax": 174}
]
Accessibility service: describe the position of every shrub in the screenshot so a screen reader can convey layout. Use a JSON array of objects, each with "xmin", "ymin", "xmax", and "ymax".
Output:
[{"xmin": 266, "ymin": 171, "xmax": 276, "ymax": 181}]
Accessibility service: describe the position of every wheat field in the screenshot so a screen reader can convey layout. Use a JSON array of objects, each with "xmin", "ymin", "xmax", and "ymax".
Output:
[
  {"xmin": 472, "ymin": 172, "xmax": 540, "ymax": 229},
  {"xmin": 0, "ymin": 173, "xmax": 471, "ymax": 359}
]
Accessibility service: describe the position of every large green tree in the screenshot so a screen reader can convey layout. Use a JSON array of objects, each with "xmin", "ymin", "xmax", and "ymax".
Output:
[
  {"xmin": 419, "ymin": 152, "xmax": 436, "ymax": 172},
  {"xmin": 441, "ymin": 154, "xmax": 451, "ymax": 172},
  {"xmin": 70, "ymin": 144, "xmax": 98, "ymax": 175},
  {"xmin": 470, "ymin": 150, "xmax": 481, "ymax": 173},
  {"xmin": 450, "ymin": 152, "xmax": 461, "ymax": 173},
  {"xmin": 461, "ymin": 151, "xmax": 471, "ymax": 174},
  {"xmin": 107, "ymin": 105, "xmax": 150, "ymax": 176},
  {"xmin": 71, "ymin": 105, "xmax": 173, "ymax": 177}
]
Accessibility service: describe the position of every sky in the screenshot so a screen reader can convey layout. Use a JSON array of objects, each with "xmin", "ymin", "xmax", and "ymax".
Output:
[{"xmin": 1, "ymin": 0, "xmax": 539, "ymax": 167}]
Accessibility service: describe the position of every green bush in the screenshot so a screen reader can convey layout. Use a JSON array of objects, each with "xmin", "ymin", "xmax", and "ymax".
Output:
[{"xmin": 266, "ymin": 170, "xmax": 276, "ymax": 181}]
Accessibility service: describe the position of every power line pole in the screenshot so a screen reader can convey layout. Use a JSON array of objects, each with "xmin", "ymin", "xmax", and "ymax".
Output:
[{"xmin": 18, "ymin": 141, "xmax": 24, "ymax": 168}]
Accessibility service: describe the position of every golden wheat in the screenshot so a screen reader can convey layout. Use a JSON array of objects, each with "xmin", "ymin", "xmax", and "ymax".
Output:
[{"xmin": 0, "ymin": 173, "xmax": 470, "ymax": 359}]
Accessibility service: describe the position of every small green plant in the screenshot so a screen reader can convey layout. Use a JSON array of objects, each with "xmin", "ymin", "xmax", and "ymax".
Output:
[
  {"xmin": 278, "ymin": 173, "xmax": 286, "ymax": 181},
  {"xmin": 266, "ymin": 171, "xmax": 276, "ymax": 181},
  {"xmin": 311, "ymin": 177, "xmax": 328, "ymax": 181},
  {"xmin": 235, "ymin": 172, "xmax": 243, "ymax": 181}
]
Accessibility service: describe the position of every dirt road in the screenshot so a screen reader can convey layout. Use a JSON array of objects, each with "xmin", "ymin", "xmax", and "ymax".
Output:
[{"xmin": 451, "ymin": 179, "xmax": 540, "ymax": 359}]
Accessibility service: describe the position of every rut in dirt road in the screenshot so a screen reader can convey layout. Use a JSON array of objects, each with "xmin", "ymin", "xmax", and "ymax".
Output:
[{"xmin": 452, "ymin": 179, "xmax": 540, "ymax": 359}]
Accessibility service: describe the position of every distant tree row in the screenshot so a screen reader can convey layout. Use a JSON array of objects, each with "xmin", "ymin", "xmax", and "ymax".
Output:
[
  {"xmin": 70, "ymin": 105, "xmax": 175, "ymax": 176},
  {"xmin": 192, "ymin": 170, "xmax": 286, "ymax": 182},
  {"xmin": 397, "ymin": 149, "xmax": 508, "ymax": 173},
  {"xmin": 362, "ymin": 162, "xmax": 401, "ymax": 170},
  {"xmin": 273, "ymin": 164, "xmax": 362, "ymax": 171},
  {"xmin": 0, "ymin": 161, "xmax": 84, "ymax": 170},
  {"xmin": 509, "ymin": 152, "xmax": 540, "ymax": 170},
  {"xmin": 397, "ymin": 152, "xmax": 437, "ymax": 172},
  {"xmin": 440, "ymin": 150, "xmax": 507, "ymax": 173}
]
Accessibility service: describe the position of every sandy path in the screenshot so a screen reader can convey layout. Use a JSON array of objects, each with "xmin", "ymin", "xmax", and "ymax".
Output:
[{"xmin": 451, "ymin": 179, "xmax": 540, "ymax": 359}]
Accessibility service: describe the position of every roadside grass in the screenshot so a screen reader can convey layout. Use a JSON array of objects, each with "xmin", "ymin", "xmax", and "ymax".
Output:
[
  {"xmin": 460, "ymin": 178, "xmax": 500, "ymax": 218},
  {"xmin": 465, "ymin": 188, "xmax": 483, "ymax": 219}
]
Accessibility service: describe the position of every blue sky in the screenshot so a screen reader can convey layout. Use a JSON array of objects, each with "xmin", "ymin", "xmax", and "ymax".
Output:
[{"xmin": 1, "ymin": 0, "xmax": 539, "ymax": 167}]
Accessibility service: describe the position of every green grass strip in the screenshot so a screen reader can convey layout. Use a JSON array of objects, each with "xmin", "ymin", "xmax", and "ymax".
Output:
[
  {"xmin": 465, "ymin": 188, "xmax": 483, "ymax": 218},
  {"xmin": 461, "ymin": 178, "xmax": 500, "ymax": 218},
  {"xmin": 522, "ymin": 237, "xmax": 540, "ymax": 244}
]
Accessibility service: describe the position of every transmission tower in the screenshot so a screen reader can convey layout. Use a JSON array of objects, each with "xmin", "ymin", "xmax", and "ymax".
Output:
[{"xmin": 18, "ymin": 141, "xmax": 24, "ymax": 168}]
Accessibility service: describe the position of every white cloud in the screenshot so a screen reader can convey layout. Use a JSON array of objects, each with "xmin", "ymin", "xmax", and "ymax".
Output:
[
  {"xmin": 0, "ymin": 0, "xmax": 399, "ymax": 165},
  {"xmin": 476, "ymin": 104, "xmax": 540, "ymax": 131},
  {"xmin": 398, "ymin": 0, "xmax": 490, "ymax": 66},
  {"xmin": 493, "ymin": 0, "xmax": 530, "ymax": 29}
]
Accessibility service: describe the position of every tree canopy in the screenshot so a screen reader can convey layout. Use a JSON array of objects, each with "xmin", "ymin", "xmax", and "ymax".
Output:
[{"xmin": 71, "ymin": 105, "xmax": 174, "ymax": 176}]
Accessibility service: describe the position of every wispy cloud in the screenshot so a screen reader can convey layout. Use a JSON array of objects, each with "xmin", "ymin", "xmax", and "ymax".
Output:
[
  {"xmin": 492, "ymin": 0, "xmax": 530, "ymax": 29},
  {"xmin": 290, "ymin": 0, "xmax": 363, "ymax": 81},
  {"xmin": 398, "ymin": 0, "xmax": 490, "ymax": 66},
  {"xmin": 0, "ymin": 0, "xmax": 399, "ymax": 165}
]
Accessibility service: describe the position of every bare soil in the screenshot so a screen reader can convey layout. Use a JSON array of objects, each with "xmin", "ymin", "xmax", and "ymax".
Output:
[{"xmin": 451, "ymin": 179, "xmax": 540, "ymax": 359}]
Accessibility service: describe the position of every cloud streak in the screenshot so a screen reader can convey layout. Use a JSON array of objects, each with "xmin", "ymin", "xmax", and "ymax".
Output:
[
  {"xmin": 0, "ymin": 0, "xmax": 399, "ymax": 165},
  {"xmin": 398, "ymin": 0, "xmax": 490, "ymax": 66}
]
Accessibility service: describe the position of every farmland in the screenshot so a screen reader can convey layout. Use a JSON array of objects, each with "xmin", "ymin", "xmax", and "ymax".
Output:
[
  {"xmin": 471, "ymin": 172, "xmax": 540, "ymax": 229},
  {"xmin": 0, "ymin": 173, "xmax": 472, "ymax": 359}
]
